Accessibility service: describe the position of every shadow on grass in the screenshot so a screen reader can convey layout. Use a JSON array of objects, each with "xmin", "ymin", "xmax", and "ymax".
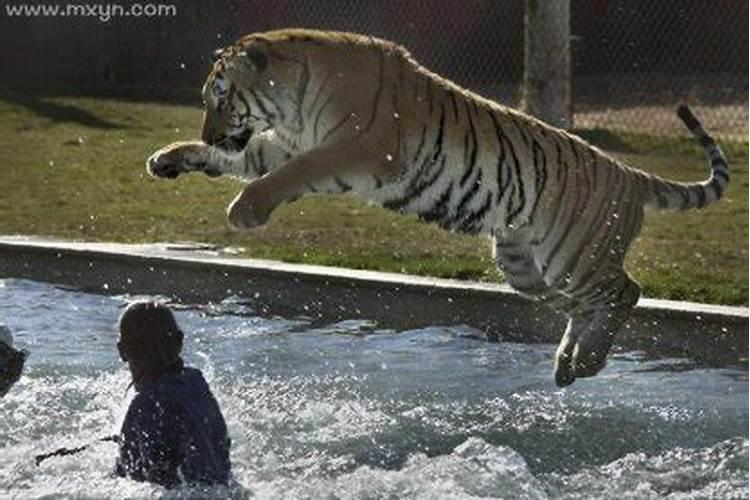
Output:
[{"xmin": 0, "ymin": 94, "xmax": 126, "ymax": 129}]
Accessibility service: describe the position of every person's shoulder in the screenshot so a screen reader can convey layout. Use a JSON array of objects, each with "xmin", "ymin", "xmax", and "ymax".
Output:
[{"xmin": 181, "ymin": 366, "xmax": 212, "ymax": 391}]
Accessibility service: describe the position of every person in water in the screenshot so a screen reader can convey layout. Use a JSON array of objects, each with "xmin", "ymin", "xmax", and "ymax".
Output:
[
  {"xmin": 115, "ymin": 301, "xmax": 231, "ymax": 488},
  {"xmin": 0, "ymin": 324, "xmax": 26, "ymax": 398}
]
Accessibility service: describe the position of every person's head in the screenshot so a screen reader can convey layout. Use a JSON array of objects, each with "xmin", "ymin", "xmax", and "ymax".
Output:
[{"xmin": 117, "ymin": 302, "xmax": 184, "ymax": 390}]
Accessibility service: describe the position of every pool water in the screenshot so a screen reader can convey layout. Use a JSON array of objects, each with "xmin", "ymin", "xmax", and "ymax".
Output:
[{"xmin": 0, "ymin": 279, "xmax": 747, "ymax": 499}]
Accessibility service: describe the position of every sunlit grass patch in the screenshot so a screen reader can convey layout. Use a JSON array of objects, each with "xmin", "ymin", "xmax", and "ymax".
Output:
[{"xmin": 0, "ymin": 94, "xmax": 746, "ymax": 304}]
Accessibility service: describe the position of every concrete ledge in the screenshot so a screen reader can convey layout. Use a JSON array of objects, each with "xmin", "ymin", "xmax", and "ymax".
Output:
[{"xmin": 0, "ymin": 236, "xmax": 746, "ymax": 366}]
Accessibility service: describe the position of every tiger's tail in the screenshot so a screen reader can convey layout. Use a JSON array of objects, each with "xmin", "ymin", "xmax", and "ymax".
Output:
[{"xmin": 643, "ymin": 104, "xmax": 730, "ymax": 211}]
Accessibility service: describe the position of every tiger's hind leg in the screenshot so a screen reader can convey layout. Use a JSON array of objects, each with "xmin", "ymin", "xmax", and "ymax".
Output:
[
  {"xmin": 494, "ymin": 240, "xmax": 582, "ymax": 312},
  {"xmin": 552, "ymin": 271, "xmax": 641, "ymax": 387}
]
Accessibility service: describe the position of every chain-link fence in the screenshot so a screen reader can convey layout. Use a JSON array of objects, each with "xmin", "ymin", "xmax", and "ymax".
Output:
[{"xmin": 1, "ymin": 0, "xmax": 746, "ymax": 140}]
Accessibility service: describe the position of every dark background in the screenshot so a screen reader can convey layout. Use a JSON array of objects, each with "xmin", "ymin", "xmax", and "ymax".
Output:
[{"xmin": 0, "ymin": 0, "xmax": 747, "ymax": 134}]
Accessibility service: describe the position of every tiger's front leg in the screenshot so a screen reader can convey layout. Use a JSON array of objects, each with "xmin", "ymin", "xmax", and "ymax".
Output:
[
  {"xmin": 226, "ymin": 139, "xmax": 397, "ymax": 230},
  {"xmin": 147, "ymin": 131, "xmax": 291, "ymax": 181}
]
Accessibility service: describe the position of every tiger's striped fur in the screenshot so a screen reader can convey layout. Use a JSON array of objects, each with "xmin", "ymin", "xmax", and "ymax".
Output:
[{"xmin": 147, "ymin": 29, "xmax": 729, "ymax": 387}]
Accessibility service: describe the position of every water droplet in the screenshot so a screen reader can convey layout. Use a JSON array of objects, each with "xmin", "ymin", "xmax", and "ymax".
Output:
[
  {"xmin": 393, "ymin": 112, "xmax": 400, "ymax": 120},
  {"xmin": 268, "ymin": 79, "xmax": 275, "ymax": 87},
  {"xmin": 48, "ymin": 160, "xmax": 55, "ymax": 167},
  {"xmin": 126, "ymin": 277, "xmax": 133, "ymax": 284},
  {"xmin": 179, "ymin": 62, "xmax": 186, "ymax": 69},
  {"xmin": 385, "ymin": 154, "xmax": 393, "ymax": 162},
  {"xmin": 102, "ymin": 283, "xmax": 109, "ymax": 290}
]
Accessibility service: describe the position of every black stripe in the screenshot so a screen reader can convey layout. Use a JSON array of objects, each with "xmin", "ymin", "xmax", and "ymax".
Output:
[
  {"xmin": 334, "ymin": 176, "xmax": 352, "ymax": 192},
  {"xmin": 711, "ymin": 157, "xmax": 727, "ymax": 168},
  {"xmin": 449, "ymin": 91, "xmax": 459, "ymax": 123},
  {"xmin": 459, "ymin": 101, "xmax": 478, "ymax": 187},
  {"xmin": 695, "ymin": 185, "xmax": 707, "ymax": 208},
  {"xmin": 234, "ymin": 90, "xmax": 253, "ymax": 121},
  {"xmin": 550, "ymin": 164, "xmax": 617, "ymax": 287},
  {"xmin": 294, "ymin": 57, "xmax": 311, "ymax": 132},
  {"xmin": 458, "ymin": 192, "xmax": 493, "ymax": 234},
  {"xmin": 312, "ymin": 93, "xmax": 336, "ymax": 142},
  {"xmin": 385, "ymin": 155, "xmax": 447, "ymax": 212},
  {"xmin": 256, "ymin": 86, "xmax": 285, "ymax": 123},
  {"xmin": 256, "ymin": 143, "xmax": 268, "ymax": 175},
  {"xmin": 488, "ymin": 111, "xmax": 510, "ymax": 205},
  {"xmin": 413, "ymin": 125, "xmax": 428, "ymax": 163},
  {"xmin": 554, "ymin": 139, "xmax": 565, "ymax": 183},
  {"xmin": 537, "ymin": 143, "xmax": 569, "ymax": 244},
  {"xmin": 528, "ymin": 139, "xmax": 548, "ymax": 223},
  {"xmin": 710, "ymin": 177, "xmax": 724, "ymax": 198},
  {"xmin": 247, "ymin": 88, "xmax": 273, "ymax": 120},
  {"xmin": 418, "ymin": 183, "xmax": 453, "ymax": 224},
  {"xmin": 713, "ymin": 169, "xmax": 729, "ymax": 182},
  {"xmin": 426, "ymin": 78, "xmax": 434, "ymax": 116},
  {"xmin": 540, "ymin": 140, "xmax": 592, "ymax": 274},
  {"xmin": 361, "ymin": 49, "xmax": 385, "ymax": 135},
  {"xmin": 505, "ymin": 126, "xmax": 525, "ymax": 226},
  {"xmin": 654, "ymin": 181, "xmax": 670, "ymax": 208},
  {"xmin": 454, "ymin": 169, "xmax": 483, "ymax": 219},
  {"xmin": 699, "ymin": 135, "xmax": 714, "ymax": 148},
  {"xmin": 307, "ymin": 71, "xmax": 333, "ymax": 115},
  {"xmin": 677, "ymin": 185, "xmax": 691, "ymax": 209},
  {"xmin": 431, "ymin": 105, "xmax": 446, "ymax": 162},
  {"xmin": 320, "ymin": 114, "xmax": 351, "ymax": 143}
]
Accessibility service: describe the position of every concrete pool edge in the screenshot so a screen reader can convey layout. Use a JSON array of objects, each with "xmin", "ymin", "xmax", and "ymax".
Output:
[{"xmin": 0, "ymin": 236, "xmax": 747, "ymax": 366}]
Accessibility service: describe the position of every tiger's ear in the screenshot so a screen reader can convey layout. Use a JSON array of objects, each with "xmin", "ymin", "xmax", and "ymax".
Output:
[
  {"xmin": 211, "ymin": 48, "xmax": 224, "ymax": 63},
  {"xmin": 242, "ymin": 48, "xmax": 268, "ymax": 73}
]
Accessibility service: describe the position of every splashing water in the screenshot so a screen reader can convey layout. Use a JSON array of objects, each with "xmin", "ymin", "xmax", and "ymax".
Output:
[{"xmin": 0, "ymin": 279, "xmax": 746, "ymax": 498}]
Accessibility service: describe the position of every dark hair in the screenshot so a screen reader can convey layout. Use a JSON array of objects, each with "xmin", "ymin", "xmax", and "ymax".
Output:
[{"xmin": 117, "ymin": 301, "xmax": 184, "ymax": 375}]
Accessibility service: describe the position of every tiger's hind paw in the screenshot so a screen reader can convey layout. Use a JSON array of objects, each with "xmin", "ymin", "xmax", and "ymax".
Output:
[{"xmin": 553, "ymin": 323, "xmax": 612, "ymax": 387}]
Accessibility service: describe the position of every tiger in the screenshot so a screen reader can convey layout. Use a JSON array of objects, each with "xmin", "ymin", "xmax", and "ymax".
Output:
[{"xmin": 146, "ymin": 29, "xmax": 729, "ymax": 387}]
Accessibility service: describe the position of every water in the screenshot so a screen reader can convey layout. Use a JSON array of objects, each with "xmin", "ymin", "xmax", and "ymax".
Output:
[{"xmin": 0, "ymin": 279, "xmax": 746, "ymax": 499}]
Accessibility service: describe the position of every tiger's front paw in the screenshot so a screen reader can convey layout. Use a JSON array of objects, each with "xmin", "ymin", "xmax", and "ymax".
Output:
[
  {"xmin": 147, "ymin": 141, "xmax": 220, "ymax": 179},
  {"xmin": 226, "ymin": 188, "xmax": 273, "ymax": 231}
]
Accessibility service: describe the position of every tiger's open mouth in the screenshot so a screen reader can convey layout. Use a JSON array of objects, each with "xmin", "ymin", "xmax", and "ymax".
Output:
[{"xmin": 215, "ymin": 129, "xmax": 253, "ymax": 153}]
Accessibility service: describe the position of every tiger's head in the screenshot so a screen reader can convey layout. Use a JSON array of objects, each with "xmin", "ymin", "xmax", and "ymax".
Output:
[{"xmin": 201, "ymin": 34, "xmax": 307, "ymax": 152}]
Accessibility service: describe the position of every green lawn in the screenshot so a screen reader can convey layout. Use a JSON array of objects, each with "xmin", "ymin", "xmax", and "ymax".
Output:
[{"xmin": 0, "ymin": 93, "xmax": 747, "ymax": 305}]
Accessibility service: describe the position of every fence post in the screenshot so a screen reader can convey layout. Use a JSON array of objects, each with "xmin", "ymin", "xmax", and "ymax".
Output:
[{"xmin": 521, "ymin": 0, "xmax": 572, "ymax": 129}]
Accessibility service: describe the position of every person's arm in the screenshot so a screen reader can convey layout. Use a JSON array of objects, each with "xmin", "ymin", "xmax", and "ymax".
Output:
[{"xmin": 116, "ymin": 394, "xmax": 183, "ymax": 488}]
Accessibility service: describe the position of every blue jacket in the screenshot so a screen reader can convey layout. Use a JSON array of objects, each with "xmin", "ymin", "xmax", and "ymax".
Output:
[{"xmin": 115, "ymin": 367, "xmax": 231, "ymax": 488}]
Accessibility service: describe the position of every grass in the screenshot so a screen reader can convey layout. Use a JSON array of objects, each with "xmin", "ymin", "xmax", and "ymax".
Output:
[{"xmin": 0, "ymin": 93, "xmax": 746, "ymax": 305}]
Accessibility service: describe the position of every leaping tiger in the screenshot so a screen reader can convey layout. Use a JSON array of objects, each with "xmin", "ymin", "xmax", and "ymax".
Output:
[{"xmin": 147, "ymin": 29, "xmax": 729, "ymax": 387}]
